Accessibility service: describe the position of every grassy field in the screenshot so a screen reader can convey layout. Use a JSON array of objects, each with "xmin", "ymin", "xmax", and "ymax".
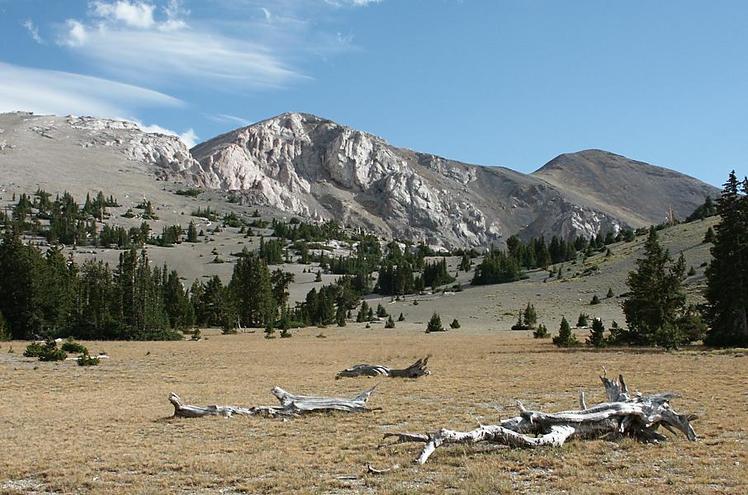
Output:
[{"xmin": 1, "ymin": 328, "xmax": 746, "ymax": 494}]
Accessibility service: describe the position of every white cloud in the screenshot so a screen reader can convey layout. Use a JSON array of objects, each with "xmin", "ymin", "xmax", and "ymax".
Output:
[
  {"xmin": 134, "ymin": 120, "xmax": 198, "ymax": 147},
  {"xmin": 58, "ymin": 1, "xmax": 301, "ymax": 89},
  {"xmin": 61, "ymin": 19, "xmax": 88, "ymax": 47},
  {"xmin": 0, "ymin": 62, "xmax": 181, "ymax": 118},
  {"xmin": 23, "ymin": 19, "xmax": 44, "ymax": 44},
  {"xmin": 92, "ymin": 1, "xmax": 156, "ymax": 29}
]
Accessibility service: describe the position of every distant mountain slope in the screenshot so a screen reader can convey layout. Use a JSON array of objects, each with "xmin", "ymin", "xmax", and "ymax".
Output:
[
  {"xmin": 533, "ymin": 149, "xmax": 718, "ymax": 226},
  {"xmin": 0, "ymin": 111, "xmax": 719, "ymax": 249}
]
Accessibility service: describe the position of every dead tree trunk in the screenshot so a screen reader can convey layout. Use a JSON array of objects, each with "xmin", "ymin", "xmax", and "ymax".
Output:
[
  {"xmin": 169, "ymin": 386, "xmax": 377, "ymax": 419},
  {"xmin": 336, "ymin": 356, "xmax": 430, "ymax": 379},
  {"xmin": 383, "ymin": 371, "xmax": 697, "ymax": 464}
]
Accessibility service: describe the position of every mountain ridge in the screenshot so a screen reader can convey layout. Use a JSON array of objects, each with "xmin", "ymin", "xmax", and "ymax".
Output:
[{"xmin": 0, "ymin": 111, "xmax": 719, "ymax": 248}]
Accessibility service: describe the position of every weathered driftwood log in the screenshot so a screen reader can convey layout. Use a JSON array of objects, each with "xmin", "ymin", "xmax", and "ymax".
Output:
[
  {"xmin": 169, "ymin": 386, "xmax": 377, "ymax": 419},
  {"xmin": 336, "ymin": 356, "xmax": 431, "ymax": 379},
  {"xmin": 383, "ymin": 372, "xmax": 697, "ymax": 464}
]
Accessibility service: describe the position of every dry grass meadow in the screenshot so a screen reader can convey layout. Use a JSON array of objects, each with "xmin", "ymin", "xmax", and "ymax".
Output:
[{"xmin": 1, "ymin": 327, "xmax": 746, "ymax": 494}]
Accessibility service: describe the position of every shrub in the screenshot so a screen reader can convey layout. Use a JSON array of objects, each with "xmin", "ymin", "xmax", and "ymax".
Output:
[
  {"xmin": 77, "ymin": 352, "xmax": 100, "ymax": 366},
  {"xmin": 606, "ymin": 287, "xmax": 614, "ymax": 298},
  {"xmin": 426, "ymin": 313, "xmax": 445, "ymax": 333},
  {"xmin": 450, "ymin": 318, "xmax": 461, "ymax": 329},
  {"xmin": 385, "ymin": 316, "xmax": 395, "ymax": 329},
  {"xmin": 23, "ymin": 341, "xmax": 44, "ymax": 358},
  {"xmin": 37, "ymin": 341, "xmax": 67, "ymax": 362},
  {"xmin": 590, "ymin": 295, "xmax": 601, "ymax": 305},
  {"xmin": 553, "ymin": 317, "xmax": 578, "ymax": 347},
  {"xmin": 61, "ymin": 338, "xmax": 88, "ymax": 354},
  {"xmin": 533, "ymin": 323, "xmax": 549, "ymax": 338},
  {"xmin": 687, "ymin": 266, "xmax": 696, "ymax": 276},
  {"xmin": 397, "ymin": 312, "xmax": 405, "ymax": 321}
]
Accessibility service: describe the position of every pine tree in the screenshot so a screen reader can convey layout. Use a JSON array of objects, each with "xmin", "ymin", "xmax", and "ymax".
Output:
[
  {"xmin": 553, "ymin": 316, "xmax": 578, "ymax": 347},
  {"xmin": 576, "ymin": 313, "xmax": 589, "ymax": 327},
  {"xmin": 449, "ymin": 318, "xmax": 461, "ymax": 329},
  {"xmin": 587, "ymin": 318, "xmax": 606, "ymax": 347},
  {"xmin": 622, "ymin": 227, "xmax": 689, "ymax": 348},
  {"xmin": 523, "ymin": 303, "xmax": 537, "ymax": 328},
  {"xmin": 704, "ymin": 171, "xmax": 748, "ymax": 347},
  {"xmin": 703, "ymin": 227, "xmax": 715, "ymax": 244},
  {"xmin": 606, "ymin": 287, "xmax": 614, "ymax": 298},
  {"xmin": 187, "ymin": 221, "xmax": 198, "ymax": 243},
  {"xmin": 426, "ymin": 312, "xmax": 444, "ymax": 333},
  {"xmin": 590, "ymin": 295, "xmax": 600, "ymax": 305},
  {"xmin": 376, "ymin": 303, "xmax": 388, "ymax": 318},
  {"xmin": 385, "ymin": 315, "xmax": 395, "ymax": 328},
  {"xmin": 533, "ymin": 323, "xmax": 549, "ymax": 338},
  {"xmin": 398, "ymin": 312, "xmax": 405, "ymax": 321},
  {"xmin": 230, "ymin": 251, "xmax": 275, "ymax": 327},
  {"xmin": 356, "ymin": 301, "xmax": 369, "ymax": 323},
  {"xmin": 458, "ymin": 253, "xmax": 471, "ymax": 272}
]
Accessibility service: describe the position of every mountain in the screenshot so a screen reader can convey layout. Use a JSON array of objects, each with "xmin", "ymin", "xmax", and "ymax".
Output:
[
  {"xmin": 188, "ymin": 112, "xmax": 718, "ymax": 246},
  {"xmin": 0, "ymin": 111, "xmax": 719, "ymax": 249},
  {"xmin": 533, "ymin": 149, "xmax": 716, "ymax": 227}
]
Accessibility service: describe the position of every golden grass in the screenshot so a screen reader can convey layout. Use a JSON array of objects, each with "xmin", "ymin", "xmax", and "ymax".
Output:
[{"xmin": 1, "ymin": 328, "xmax": 746, "ymax": 494}]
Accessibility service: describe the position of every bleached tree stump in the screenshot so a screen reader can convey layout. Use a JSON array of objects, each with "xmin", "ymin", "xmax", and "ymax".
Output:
[
  {"xmin": 383, "ymin": 371, "xmax": 697, "ymax": 464},
  {"xmin": 336, "ymin": 356, "xmax": 431, "ymax": 379},
  {"xmin": 169, "ymin": 386, "xmax": 377, "ymax": 419}
]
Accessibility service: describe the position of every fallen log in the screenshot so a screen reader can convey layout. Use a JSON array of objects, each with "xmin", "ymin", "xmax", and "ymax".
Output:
[
  {"xmin": 383, "ymin": 371, "xmax": 697, "ymax": 464},
  {"xmin": 336, "ymin": 356, "xmax": 431, "ymax": 379},
  {"xmin": 169, "ymin": 385, "xmax": 377, "ymax": 419}
]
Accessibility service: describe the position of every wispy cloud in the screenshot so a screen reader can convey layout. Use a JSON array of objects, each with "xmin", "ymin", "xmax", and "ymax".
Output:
[
  {"xmin": 22, "ymin": 19, "xmax": 44, "ymax": 44},
  {"xmin": 57, "ymin": 0, "xmax": 303, "ymax": 89},
  {"xmin": 0, "ymin": 62, "xmax": 181, "ymax": 118},
  {"xmin": 209, "ymin": 113, "xmax": 253, "ymax": 127},
  {"xmin": 325, "ymin": 0, "xmax": 383, "ymax": 7}
]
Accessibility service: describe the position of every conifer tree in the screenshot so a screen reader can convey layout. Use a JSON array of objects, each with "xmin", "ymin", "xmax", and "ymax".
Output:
[
  {"xmin": 385, "ymin": 315, "xmax": 395, "ymax": 328},
  {"xmin": 704, "ymin": 171, "xmax": 748, "ymax": 347},
  {"xmin": 622, "ymin": 227, "xmax": 689, "ymax": 348},
  {"xmin": 230, "ymin": 251, "xmax": 275, "ymax": 327},
  {"xmin": 533, "ymin": 323, "xmax": 549, "ymax": 338},
  {"xmin": 523, "ymin": 303, "xmax": 537, "ymax": 328},
  {"xmin": 356, "ymin": 301, "xmax": 369, "ymax": 323},
  {"xmin": 426, "ymin": 312, "xmax": 444, "ymax": 333},
  {"xmin": 553, "ymin": 316, "xmax": 578, "ymax": 347},
  {"xmin": 587, "ymin": 318, "xmax": 606, "ymax": 347},
  {"xmin": 187, "ymin": 221, "xmax": 198, "ymax": 243}
]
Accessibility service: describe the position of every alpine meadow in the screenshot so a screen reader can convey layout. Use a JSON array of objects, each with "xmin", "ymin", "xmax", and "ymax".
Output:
[{"xmin": 1, "ymin": 1, "xmax": 747, "ymax": 494}]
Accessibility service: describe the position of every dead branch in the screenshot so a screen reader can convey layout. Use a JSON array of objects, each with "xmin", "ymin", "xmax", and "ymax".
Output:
[
  {"xmin": 170, "ymin": 386, "xmax": 377, "ymax": 419},
  {"xmin": 336, "ymin": 356, "xmax": 431, "ymax": 379},
  {"xmin": 385, "ymin": 372, "xmax": 697, "ymax": 464}
]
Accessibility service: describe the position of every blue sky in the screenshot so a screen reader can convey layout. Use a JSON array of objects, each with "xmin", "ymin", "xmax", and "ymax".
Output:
[{"xmin": 1, "ymin": 0, "xmax": 746, "ymax": 186}]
